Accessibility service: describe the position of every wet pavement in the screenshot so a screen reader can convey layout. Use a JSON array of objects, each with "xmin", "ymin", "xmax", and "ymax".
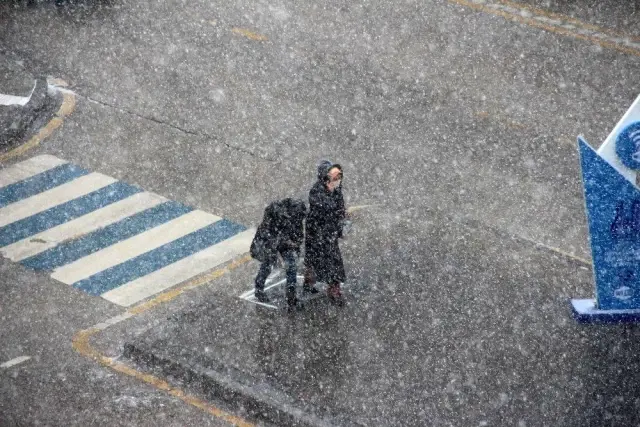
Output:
[
  {"xmin": 2, "ymin": 0, "xmax": 640, "ymax": 425},
  {"xmin": 114, "ymin": 206, "xmax": 640, "ymax": 427}
]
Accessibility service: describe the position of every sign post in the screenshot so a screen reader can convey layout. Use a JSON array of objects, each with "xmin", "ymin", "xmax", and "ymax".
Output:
[{"xmin": 572, "ymin": 95, "xmax": 640, "ymax": 322}]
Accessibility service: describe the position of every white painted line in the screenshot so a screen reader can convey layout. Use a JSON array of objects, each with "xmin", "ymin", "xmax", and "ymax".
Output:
[
  {"xmin": 93, "ymin": 313, "xmax": 135, "ymax": 331},
  {"xmin": 0, "ymin": 155, "xmax": 68, "ymax": 188},
  {"xmin": 52, "ymin": 210, "xmax": 222, "ymax": 285},
  {"xmin": 105, "ymin": 312, "xmax": 134, "ymax": 325},
  {"xmin": 239, "ymin": 282, "xmax": 279, "ymax": 299},
  {"xmin": 0, "ymin": 356, "xmax": 31, "ymax": 368},
  {"xmin": 93, "ymin": 322, "xmax": 111, "ymax": 330},
  {"xmin": 0, "ymin": 80, "xmax": 36, "ymax": 106},
  {"xmin": 0, "ymin": 173, "xmax": 118, "ymax": 228},
  {"xmin": 239, "ymin": 274, "xmax": 305, "ymax": 299},
  {"xmin": 1, "ymin": 192, "xmax": 167, "ymax": 261},
  {"xmin": 243, "ymin": 299, "xmax": 278, "ymax": 310},
  {"xmin": 239, "ymin": 290, "xmax": 254, "ymax": 299},
  {"xmin": 101, "ymin": 228, "xmax": 254, "ymax": 306},
  {"xmin": 239, "ymin": 274, "xmax": 283, "ymax": 299}
]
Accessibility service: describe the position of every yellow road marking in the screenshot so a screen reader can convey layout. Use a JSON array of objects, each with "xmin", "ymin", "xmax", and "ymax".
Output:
[
  {"xmin": 448, "ymin": 0, "xmax": 640, "ymax": 57},
  {"xmin": 72, "ymin": 327, "xmax": 254, "ymax": 427},
  {"xmin": 127, "ymin": 254, "xmax": 251, "ymax": 316},
  {"xmin": 57, "ymin": 91, "xmax": 76, "ymax": 118},
  {"xmin": 0, "ymin": 83, "xmax": 76, "ymax": 163},
  {"xmin": 347, "ymin": 204, "xmax": 376, "ymax": 214},
  {"xmin": 475, "ymin": 110, "xmax": 526, "ymax": 129},
  {"xmin": 231, "ymin": 28, "xmax": 268, "ymax": 41},
  {"xmin": 47, "ymin": 78, "xmax": 69, "ymax": 87},
  {"xmin": 514, "ymin": 234, "xmax": 592, "ymax": 266},
  {"xmin": 73, "ymin": 256, "xmax": 254, "ymax": 426},
  {"xmin": 498, "ymin": 0, "xmax": 640, "ymax": 43}
]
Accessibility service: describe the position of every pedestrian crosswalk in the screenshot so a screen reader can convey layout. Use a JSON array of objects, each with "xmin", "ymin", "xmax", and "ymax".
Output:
[{"xmin": 0, "ymin": 155, "xmax": 253, "ymax": 307}]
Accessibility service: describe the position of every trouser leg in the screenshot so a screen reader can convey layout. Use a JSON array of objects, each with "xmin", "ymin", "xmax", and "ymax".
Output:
[
  {"xmin": 254, "ymin": 262, "xmax": 272, "ymax": 292},
  {"xmin": 282, "ymin": 250, "xmax": 297, "ymax": 302}
]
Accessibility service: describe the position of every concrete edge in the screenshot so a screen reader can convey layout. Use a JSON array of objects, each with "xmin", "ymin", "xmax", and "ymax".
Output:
[
  {"xmin": 0, "ymin": 78, "xmax": 75, "ymax": 163},
  {"xmin": 0, "ymin": 76, "xmax": 57, "ymax": 147},
  {"xmin": 570, "ymin": 298, "xmax": 640, "ymax": 323},
  {"xmin": 122, "ymin": 340, "xmax": 358, "ymax": 427},
  {"xmin": 72, "ymin": 256, "xmax": 259, "ymax": 427}
]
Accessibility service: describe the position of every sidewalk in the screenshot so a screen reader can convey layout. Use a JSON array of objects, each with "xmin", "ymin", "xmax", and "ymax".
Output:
[
  {"xmin": 114, "ymin": 210, "xmax": 640, "ymax": 427},
  {"xmin": 0, "ymin": 54, "xmax": 55, "ymax": 149}
]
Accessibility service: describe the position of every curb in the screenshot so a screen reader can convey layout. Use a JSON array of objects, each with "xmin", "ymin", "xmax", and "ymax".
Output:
[
  {"xmin": 122, "ymin": 341, "xmax": 349, "ymax": 427},
  {"xmin": 72, "ymin": 256, "xmax": 260, "ymax": 427},
  {"xmin": 0, "ymin": 76, "xmax": 51, "ymax": 146},
  {"xmin": 0, "ymin": 78, "xmax": 75, "ymax": 163}
]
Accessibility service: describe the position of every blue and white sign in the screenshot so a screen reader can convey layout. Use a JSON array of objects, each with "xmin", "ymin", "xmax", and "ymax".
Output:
[
  {"xmin": 615, "ymin": 122, "xmax": 640, "ymax": 170},
  {"xmin": 572, "ymin": 95, "xmax": 640, "ymax": 322}
]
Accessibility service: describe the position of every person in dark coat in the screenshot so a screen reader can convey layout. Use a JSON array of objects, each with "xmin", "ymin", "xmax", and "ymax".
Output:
[
  {"xmin": 303, "ymin": 160, "xmax": 347, "ymax": 303},
  {"xmin": 251, "ymin": 198, "xmax": 306, "ymax": 309}
]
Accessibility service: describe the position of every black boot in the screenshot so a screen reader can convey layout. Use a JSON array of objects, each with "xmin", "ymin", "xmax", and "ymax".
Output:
[
  {"xmin": 303, "ymin": 283, "xmax": 319, "ymax": 295},
  {"xmin": 286, "ymin": 289, "xmax": 303, "ymax": 312},
  {"xmin": 255, "ymin": 289, "xmax": 270, "ymax": 303}
]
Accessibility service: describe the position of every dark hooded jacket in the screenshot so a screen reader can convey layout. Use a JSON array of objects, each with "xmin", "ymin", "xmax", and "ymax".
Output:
[
  {"xmin": 304, "ymin": 161, "xmax": 346, "ymax": 283},
  {"xmin": 250, "ymin": 198, "xmax": 306, "ymax": 264}
]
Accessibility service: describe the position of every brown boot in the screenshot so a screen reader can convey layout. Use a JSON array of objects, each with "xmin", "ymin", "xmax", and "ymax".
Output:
[
  {"xmin": 327, "ymin": 283, "xmax": 343, "ymax": 305},
  {"xmin": 303, "ymin": 267, "xmax": 319, "ymax": 294}
]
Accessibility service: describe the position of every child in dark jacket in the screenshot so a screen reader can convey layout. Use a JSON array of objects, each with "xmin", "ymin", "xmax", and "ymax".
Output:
[{"xmin": 250, "ymin": 198, "xmax": 306, "ymax": 309}]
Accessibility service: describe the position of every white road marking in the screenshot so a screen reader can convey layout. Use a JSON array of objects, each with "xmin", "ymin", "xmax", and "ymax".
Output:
[
  {"xmin": 1, "ymin": 192, "xmax": 167, "ymax": 261},
  {"xmin": 244, "ymin": 299, "xmax": 278, "ymax": 309},
  {"xmin": 0, "ymin": 173, "xmax": 118, "ymax": 228},
  {"xmin": 238, "ymin": 275, "xmax": 300, "ymax": 299},
  {"xmin": 0, "ymin": 356, "xmax": 31, "ymax": 368},
  {"xmin": 102, "ymin": 228, "xmax": 254, "ymax": 306},
  {"xmin": 52, "ymin": 210, "xmax": 222, "ymax": 285},
  {"xmin": 0, "ymin": 155, "xmax": 68, "ymax": 188},
  {"xmin": 92, "ymin": 313, "xmax": 135, "ymax": 331},
  {"xmin": 0, "ymin": 80, "xmax": 36, "ymax": 106}
]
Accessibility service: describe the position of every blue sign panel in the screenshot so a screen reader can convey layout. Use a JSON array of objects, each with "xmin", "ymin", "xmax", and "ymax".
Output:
[{"xmin": 579, "ymin": 137, "xmax": 640, "ymax": 310}]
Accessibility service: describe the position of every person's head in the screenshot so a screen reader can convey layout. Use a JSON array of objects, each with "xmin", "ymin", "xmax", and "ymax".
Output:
[
  {"xmin": 317, "ymin": 160, "xmax": 343, "ymax": 192},
  {"xmin": 281, "ymin": 198, "xmax": 307, "ymax": 221}
]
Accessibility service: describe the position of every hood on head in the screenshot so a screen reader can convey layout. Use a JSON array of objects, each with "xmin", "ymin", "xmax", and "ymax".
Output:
[{"xmin": 317, "ymin": 160, "xmax": 342, "ymax": 182}]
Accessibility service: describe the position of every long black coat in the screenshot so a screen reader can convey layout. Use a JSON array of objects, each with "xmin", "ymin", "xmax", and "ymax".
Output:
[
  {"xmin": 304, "ymin": 173, "xmax": 346, "ymax": 284},
  {"xmin": 251, "ymin": 198, "xmax": 306, "ymax": 264}
]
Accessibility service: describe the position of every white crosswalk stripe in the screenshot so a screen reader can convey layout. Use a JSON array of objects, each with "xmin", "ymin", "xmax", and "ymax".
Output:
[
  {"xmin": 0, "ymin": 173, "xmax": 117, "ymax": 228},
  {"xmin": 1, "ymin": 192, "xmax": 167, "ymax": 262},
  {"xmin": 0, "ymin": 155, "xmax": 252, "ymax": 307},
  {"xmin": 102, "ymin": 229, "xmax": 254, "ymax": 306},
  {"xmin": 51, "ymin": 210, "xmax": 222, "ymax": 285},
  {"xmin": 0, "ymin": 155, "xmax": 67, "ymax": 187}
]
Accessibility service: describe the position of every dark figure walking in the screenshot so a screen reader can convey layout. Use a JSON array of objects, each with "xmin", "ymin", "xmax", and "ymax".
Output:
[
  {"xmin": 303, "ymin": 160, "xmax": 347, "ymax": 304},
  {"xmin": 251, "ymin": 198, "xmax": 306, "ymax": 310}
]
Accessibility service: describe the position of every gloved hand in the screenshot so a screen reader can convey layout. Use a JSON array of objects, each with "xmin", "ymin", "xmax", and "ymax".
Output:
[{"xmin": 341, "ymin": 219, "xmax": 353, "ymax": 237}]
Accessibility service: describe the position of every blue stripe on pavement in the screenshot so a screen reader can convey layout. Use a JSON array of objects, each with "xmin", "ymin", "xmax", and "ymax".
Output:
[
  {"xmin": 73, "ymin": 219, "xmax": 246, "ymax": 296},
  {"xmin": 0, "ymin": 181, "xmax": 142, "ymax": 248},
  {"xmin": 0, "ymin": 163, "xmax": 90, "ymax": 209},
  {"xmin": 20, "ymin": 200, "xmax": 194, "ymax": 271}
]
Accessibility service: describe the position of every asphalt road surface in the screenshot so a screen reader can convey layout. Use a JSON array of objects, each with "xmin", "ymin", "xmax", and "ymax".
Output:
[{"xmin": 1, "ymin": 0, "xmax": 639, "ymax": 425}]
